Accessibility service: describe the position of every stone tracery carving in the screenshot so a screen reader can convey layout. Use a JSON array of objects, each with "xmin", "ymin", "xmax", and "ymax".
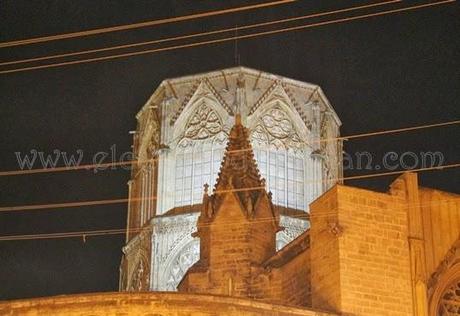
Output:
[
  {"xmin": 318, "ymin": 111, "xmax": 338, "ymax": 189},
  {"xmin": 136, "ymin": 106, "xmax": 161, "ymax": 162},
  {"xmin": 157, "ymin": 217, "xmax": 197, "ymax": 264},
  {"xmin": 152, "ymin": 213, "xmax": 307, "ymax": 289},
  {"xmin": 251, "ymin": 106, "xmax": 304, "ymax": 150},
  {"xmin": 437, "ymin": 279, "xmax": 460, "ymax": 315},
  {"xmin": 171, "ymin": 79, "xmax": 233, "ymax": 126},
  {"xmin": 428, "ymin": 239, "xmax": 460, "ymax": 315},
  {"xmin": 122, "ymin": 228, "xmax": 152, "ymax": 292},
  {"xmin": 183, "ymin": 102, "xmax": 223, "ymax": 140},
  {"xmin": 165, "ymin": 240, "xmax": 200, "ymax": 291},
  {"xmin": 249, "ymin": 80, "xmax": 279, "ymax": 115},
  {"xmin": 429, "ymin": 240, "xmax": 460, "ymax": 295},
  {"xmin": 152, "ymin": 214, "xmax": 200, "ymax": 291},
  {"xmin": 277, "ymin": 215, "xmax": 309, "ymax": 250}
]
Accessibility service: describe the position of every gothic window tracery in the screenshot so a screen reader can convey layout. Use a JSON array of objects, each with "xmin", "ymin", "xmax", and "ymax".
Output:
[
  {"xmin": 251, "ymin": 105, "xmax": 307, "ymax": 210},
  {"xmin": 251, "ymin": 106, "xmax": 303, "ymax": 150},
  {"xmin": 184, "ymin": 102, "xmax": 223, "ymax": 140},
  {"xmin": 164, "ymin": 240, "xmax": 200, "ymax": 291},
  {"xmin": 174, "ymin": 103, "xmax": 227, "ymax": 207},
  {"xmin": 277, "ymin": 216, "xmax": 309, "ymax": 250},
  {"xmin": 437, "ymin": 278, "xmax": 460, "ymax": 315}
]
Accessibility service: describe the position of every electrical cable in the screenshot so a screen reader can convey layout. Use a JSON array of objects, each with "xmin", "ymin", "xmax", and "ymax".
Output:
[
  {"xmin": 1, "ymin": 1, "xmax": 454, "ymax": 74},
  {"xmin": 0, "ymin": 162, "xmax": 458, "ymax": 213},
  {"xmin": 0, "ymin": 0, "xmax": 399, "ymax": 67},
  {"xmin": 0, "ymin": 197, "xmax": 458, "ymax": 241},
  {"xmin": 0, "ymin": 0, "xmax": 295, "ymax": 48},
  {"xmin": 1, "ymin": 119, "xmax": 458, "ymax": 177}
]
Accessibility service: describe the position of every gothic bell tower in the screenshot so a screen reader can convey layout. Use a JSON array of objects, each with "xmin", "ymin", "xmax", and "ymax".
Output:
[
  {"xmin": 120, "ymin": 67, "xmax": 342, "ymax": 292},
  {"xmin": 178, "ymin": 114, "xmax": 280, "ymax": 296}
]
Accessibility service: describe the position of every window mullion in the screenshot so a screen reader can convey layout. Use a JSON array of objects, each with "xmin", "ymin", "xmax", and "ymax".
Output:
[{"xmin": 284, "ymin": 151, "xmax": 288, "ymax": 208}]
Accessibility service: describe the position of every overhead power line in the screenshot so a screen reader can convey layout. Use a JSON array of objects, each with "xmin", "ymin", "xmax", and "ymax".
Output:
[
  {"xmin": 0, "ymin": 0, "xmax": 295, "ymax": 48},
  {"xmin": 0, "ymin": 162, "xmax": 459, "ymax": 213},
  {"xmin": 0, "ymin": 159, "xmax": 155, "ymax": 177},
  {"xmin": 0, "ymin": 0, "xmax": 455, "ymax": 74},
  {"xmin": 0, "ymin": 197, "xmax": 458, "ymax": 242},
  {"xmin": 0, "ymin": 227, "xmax": 129, "ymax": 241},
  {"xmin": 1, "ymin": 119, "xmax": 458, "ymax": 177},
  {"xmin": 337, "ymin": 120, "xmax": 460, "ymax": 142},
  {"xmin": 0, "ymin": 0, "xmax": 400, "ymax": 67}
]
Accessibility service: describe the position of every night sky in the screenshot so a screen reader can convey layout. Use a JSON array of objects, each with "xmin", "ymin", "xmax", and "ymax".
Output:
[{"xmin": 0, "ymin": 0, "xmax": 459, "ymax": 300}]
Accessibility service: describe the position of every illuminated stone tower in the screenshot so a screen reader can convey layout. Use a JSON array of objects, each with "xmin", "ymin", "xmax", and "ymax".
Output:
[{"xmin": 119, "ymin": 67, "xmax": 342, "ymax": 291}]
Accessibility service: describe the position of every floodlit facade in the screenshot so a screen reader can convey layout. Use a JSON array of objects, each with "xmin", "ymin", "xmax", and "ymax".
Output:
[
  {"xmin": 2, "ymin": 68, "xmax": 460, "ymax": 316},
  {"xmin": 119, "ymin": 67, "xmax": 343, "ymax": 291}
]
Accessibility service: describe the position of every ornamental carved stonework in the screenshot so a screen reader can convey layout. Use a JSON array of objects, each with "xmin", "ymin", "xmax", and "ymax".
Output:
[
  {"xmin": 438, "ymin": 280, "xmax": 460, "ymax": 315},
  {"xmin": 155, "ymin": 215, "xmax": 198, "ymax": 264},
  {"xmin": 147, "ymin": 120, "xmax": 160, "ymax": 157},
  {"xmin": 318, "ymin": 111, "xmax": 337, "ymax": 189},
  {"xmin": 122, "ymin": 228, "xmax": 152, "ymax": 292},
  {"xmin": 130, "ymin": 258, "xmax": 149, "ymax": 291},
  {"xmin": 151, "ymin": 213, "xmax": 200, "ymax": 291},
  {"xmin": 165, "ymin": 240, "xmax": 200, "ymax": 291},
  {"xmin": 277, "ymin": 215, "xmax": 309, "ymax": 250},
  {"xmin": 137, "ymin": 106, "xmax": 161, "ymax": 162},
  {"xmin": 428, "ymin": 239, "xmax": 460, "ymax": 315},
  {"xmin": 183, "ymin": 102, "xmax": 223, "ymax": 140},
  {"xmin": 280, "ymin": 215, "xmax": 309, "ymax": 240},
  {"xmin": 170, "ymin": 78, "xmax": 232, "ymax": 126},
  {"xmin": 251, "ymin": 105, "xmax": 304, "ymax": 151}
]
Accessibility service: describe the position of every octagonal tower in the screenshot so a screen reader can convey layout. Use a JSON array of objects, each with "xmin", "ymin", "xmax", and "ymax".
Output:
[{"xmin": 120, "ymin": 67, "xmax": 342, "ymax": 292}]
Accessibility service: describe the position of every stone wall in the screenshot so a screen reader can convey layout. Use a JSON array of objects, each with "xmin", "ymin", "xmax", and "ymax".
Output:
[
  {"xmin": 254, "ymin": 230, "xmax": 311, "ymax": 307},
  {"xmin": 0, "ymin": 292, "xmax": 337, "ymax": 316},
  {"xmin": 309, "ymin": 187, "xmax": 341, "ymax": 312},
  {"xmin": 420, "ymin": 187, "xmax": 460, "ymax": 279},
  {"xmin": 179, "ymin": 192, "xmax": 279, "ymax": 297},
  {"xmin": 310, "ymin": 184, "xmax": 414, "ymax": 315}
]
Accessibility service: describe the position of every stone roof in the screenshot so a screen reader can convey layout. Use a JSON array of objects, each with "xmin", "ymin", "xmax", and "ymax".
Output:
[{"xmin": 137, "ymin": 66, "xmax": 341, "ymax": 127}]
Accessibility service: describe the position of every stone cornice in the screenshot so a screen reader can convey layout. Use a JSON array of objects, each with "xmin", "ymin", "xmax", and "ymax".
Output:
[{"xmin": 0, "ymin": 292, "xmax": 337, "ymax": 316}]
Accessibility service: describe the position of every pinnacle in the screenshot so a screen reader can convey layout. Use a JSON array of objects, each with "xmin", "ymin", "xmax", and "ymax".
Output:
[{"xmin": 214, "ymin": 117, "xmax": 263, "ymax": 192}]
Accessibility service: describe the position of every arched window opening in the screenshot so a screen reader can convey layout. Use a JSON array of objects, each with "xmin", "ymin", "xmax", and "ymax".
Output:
[
  {"xmin": 164, "ymin": 240, "xmax": 200, "ymax": 291},
  {"xmin": 437, "ymin": 277, "xmax": 460, "ymax": 315},
  {"xmin": 173, "ymin": 101, "xmax": 227, "ymax": 208},
  {"xmin": 251, "ymin": 105, "xmax": 308, "ymax": 211},
  {"xmin": 174, "ymin": 133, "xmax": 226, "ymax": 208}
]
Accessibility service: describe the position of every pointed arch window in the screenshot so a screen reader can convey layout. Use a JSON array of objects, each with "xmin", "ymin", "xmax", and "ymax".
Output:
[
  {"xmin": 251, "ymin": 105, "xmax": 307, "ymax": 210},
  {"xmin": 174, "ymin": 102, "xmax": 226, "ymax": 208},
  {"xmin": 165, "ymin": 240, "xmax": 200, "ymax": 291},
  {"xmin": 436, "ymin": 276, "xmax": 460, "ymax": 315}
]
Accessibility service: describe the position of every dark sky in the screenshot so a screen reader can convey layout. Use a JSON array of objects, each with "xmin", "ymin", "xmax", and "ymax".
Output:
[{"xmin": 0, "ymin": 0, "xmax": 459, "ymax": 300}]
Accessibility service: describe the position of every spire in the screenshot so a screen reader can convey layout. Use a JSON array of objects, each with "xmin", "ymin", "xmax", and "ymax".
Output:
[
  {"xmin": 214, "ymin": 118, "xmax": 263, "ymax": 193},
  {"xmin": 233, "ymin": 72, "xmax": 246, "ymax": 116}
]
